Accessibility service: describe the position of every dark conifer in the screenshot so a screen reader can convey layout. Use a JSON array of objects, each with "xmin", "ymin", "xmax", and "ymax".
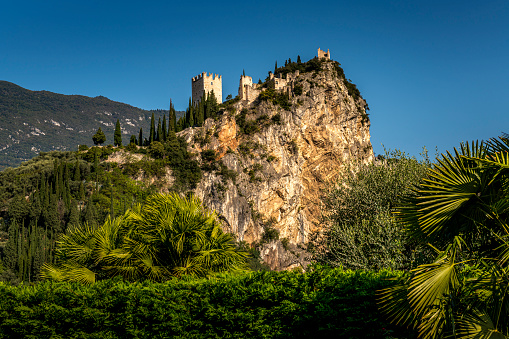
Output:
[
  {"xmin": 156, "ymin": 118, "xmax": 162, "ymax": 142},
  {"xmin": 114, "ymin": 119, "xmax": 122, "ymax": 146},
  {"xmin": 169, "ymin": 99, "xmax": 176, "ymax": 133},
  {"xmin": 149, "ymin": 112, "xmax": 155, "ymax": 144},
  {"xmin": 162, "ymin": 114, "xmax": 167, "ymax": 141},
  {"xmin": 138, "ymin": 128, "xmax": 143, "ymax": 146},
  {"xmin": 73, "ymin": 160, "xmax": 81, "ymax": 181}
]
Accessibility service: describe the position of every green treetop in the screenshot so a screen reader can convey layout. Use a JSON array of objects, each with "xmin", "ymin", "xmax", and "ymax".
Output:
[{"xmin": 92, "ymin": 127, "xmax": 106, "ymax": 146}]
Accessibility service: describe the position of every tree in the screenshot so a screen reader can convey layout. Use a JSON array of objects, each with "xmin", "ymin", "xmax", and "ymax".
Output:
[
  {"xmin": 149, "ymin": 112, "xmax": 155, "ymax": 144},
  {"xmin": 379, "ymin": 136, "xmax": 509, "ymax": 338},
  {"xmin": 40, "ymin": 193, "xmax": 248, "ymax": 284},
  {"xmin": 138, "ymin": 128, "xmax": 143, "ymax": 146},
  {"xmin": 162, "ymin": 114, "xmax": 167, "ymax": 142},
  {"xmin": 297, "ymin": 55, "xmax": 302, "ymax": 63},
  {"xmin": 148, "ymin": 141, "xmax": 165, "ymax": 159},
  {"xmin": 169, "ymin": 99, "xmax": 176, "ymax": 133},
  {"xmin": 314, "ymin": 149, "xmax": 430, "ymax": 271},
  {"xmin": 114, "ymin": 119, "xmax": 122, "ymax": 147},
  {"xmin": 92, "ymin": 128, "xmax": 106, "ymax": 145},
  {"xmin": 156, "ymin": 118, "xmax": 162, "ymax": 142},
  {"xmin": 186, "ymin": 98, "xmax": 195, "ymax": 128}
]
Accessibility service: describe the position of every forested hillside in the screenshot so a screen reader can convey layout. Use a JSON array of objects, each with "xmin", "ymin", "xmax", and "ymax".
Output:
[{"xmin": 0, "ymin": 81, "xmax": 183, "ymax": 169}]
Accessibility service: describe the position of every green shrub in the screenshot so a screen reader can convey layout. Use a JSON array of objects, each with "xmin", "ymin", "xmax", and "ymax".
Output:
[{"xmin": 0, "ymin": 268, "xmax": 415, "ymax": 338}]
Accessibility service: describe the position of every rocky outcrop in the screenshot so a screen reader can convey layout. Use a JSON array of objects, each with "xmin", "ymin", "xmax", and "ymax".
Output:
[{"xmin": 179, "ymin": 60, "xmax": 373, "ymax": 270}]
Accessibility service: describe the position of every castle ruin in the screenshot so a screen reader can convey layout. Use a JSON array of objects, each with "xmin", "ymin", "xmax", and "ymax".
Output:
[
  {"xmin": 317, "ymin": 48, "xmax": 330, "ymax": 60},
  {"xmin": 191, "ymin": 72, "xmax": 222, "ymax": 106},
  {"xmin": 192, "ymin": 49, "xmax": 331, "ymax": 106},
  {"xmin": 239, "ymin": 75, "xmax": 261, "ymax": 104}
]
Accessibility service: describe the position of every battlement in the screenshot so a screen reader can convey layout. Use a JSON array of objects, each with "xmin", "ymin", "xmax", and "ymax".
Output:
[
  {"xmin": 192, "ymin": 72, "xmax": 222, "ymax": 83},
  {"xmin": 318, "ymin": 48, "xmax": 331, "ymax": 60},
  {"xmin": 192, "ymin": 71, "xmax": 222, "ymax": 105}
]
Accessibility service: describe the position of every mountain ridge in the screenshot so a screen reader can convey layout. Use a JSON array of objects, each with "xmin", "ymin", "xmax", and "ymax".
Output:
[{"xmin": 0, "ymin": 80, "xmax": 179, "ymax": 170}]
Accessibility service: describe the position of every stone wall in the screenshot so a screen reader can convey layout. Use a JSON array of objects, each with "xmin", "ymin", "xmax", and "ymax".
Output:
[
  {"xmin": 238, "ymin": 75, "xmax": 261, "ymax": 104},
  {"xmin": 317, "ymin": 48, "xmax": 331, "ymax": 60},
  {"xmin": 192, "ymin": 72, "xmax": 222, "ymax": 106}
]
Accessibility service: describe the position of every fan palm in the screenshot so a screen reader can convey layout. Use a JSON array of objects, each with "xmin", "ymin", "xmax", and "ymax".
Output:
[
  {"xmin": 41, "ymin": 193, "xmax": 248, "ymax": 284},
  {"xmin": 379, "ymin": 136, "xmax": 509, "ymax": 338}
]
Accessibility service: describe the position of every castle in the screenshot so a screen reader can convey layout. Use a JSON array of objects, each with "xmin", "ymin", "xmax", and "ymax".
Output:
[
  {"xmin": 191, "ymin": 72, "xmax": 222, "ymax": 106},
  {"xmin": 317, "ymin": 48, "xmax": 330, "ymax": 60},
  {"xmin": 192, "ymin": 48, "xmax": 330, "ymax": 106}
]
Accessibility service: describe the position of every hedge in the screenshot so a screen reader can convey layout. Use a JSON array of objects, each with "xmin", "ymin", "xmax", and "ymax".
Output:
[{"xmin": 0, "ymin": 266, "xmax": 416, "ymax": 338}]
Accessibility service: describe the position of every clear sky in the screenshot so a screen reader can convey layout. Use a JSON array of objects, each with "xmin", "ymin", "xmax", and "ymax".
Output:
[{"xmin": 1, "ymin": 0, "xmax": 508, "ymax": 158}]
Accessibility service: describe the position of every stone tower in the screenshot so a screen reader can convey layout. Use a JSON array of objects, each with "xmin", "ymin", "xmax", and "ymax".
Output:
[
  {"xmin": 317, "ymin": 48, "xmax": 331, "ymax": 60},
  {"xmin": 192, "ymin": 72, "xmax": 222, "ymax": 106}
]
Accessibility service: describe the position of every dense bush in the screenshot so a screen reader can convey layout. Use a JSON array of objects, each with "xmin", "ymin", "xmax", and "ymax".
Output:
[
  {"xmin": 0, "ymin": 267, "xmax": 415, "ymax": 338},
  {"xmin": 314, "ymin": 149, "xmax": 430, "ymax": 271}
]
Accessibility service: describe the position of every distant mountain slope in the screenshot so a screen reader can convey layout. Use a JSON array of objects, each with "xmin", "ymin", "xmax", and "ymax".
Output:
[{"xmin": 0, "ymin": 81, "xmax": 181, "ymax": 170}]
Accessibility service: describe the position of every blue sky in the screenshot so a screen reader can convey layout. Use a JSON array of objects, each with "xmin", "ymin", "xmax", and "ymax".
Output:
[{"xmin": 1, "ymin": 0, "xmax": 508, "ymax": 158}]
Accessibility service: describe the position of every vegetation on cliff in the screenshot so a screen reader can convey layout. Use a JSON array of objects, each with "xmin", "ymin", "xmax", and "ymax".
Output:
[{"xmin": 313, "ymin": 149, "xmax": 431, "ymax": 271}]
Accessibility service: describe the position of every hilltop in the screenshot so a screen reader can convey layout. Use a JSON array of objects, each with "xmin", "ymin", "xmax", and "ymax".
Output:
[
  {"xmin": 0, "ymin": 81, "xmax": 181, "ymax": 170},
  {"xmin": 0, "ymin": 53, "xmax": 373, "ymax": 274}
]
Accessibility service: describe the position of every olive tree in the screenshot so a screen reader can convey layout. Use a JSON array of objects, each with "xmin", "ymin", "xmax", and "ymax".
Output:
[{"xmin": 313, "ymin": 149, "xmax": 430, "ymax": 270}]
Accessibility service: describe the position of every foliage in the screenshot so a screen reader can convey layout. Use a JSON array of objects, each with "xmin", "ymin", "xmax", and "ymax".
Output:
[
  {"xmin": 314, "ymin": 149, "xmax": 430, "ymax": 271},
  {"xmin": 259, "ymin": 88, "xmax": 291, "ymax": 110},
  {"xmin": 272, "ymin": 56, "xmax": 324, "ymax": 78},
  {"xmin": 148, "ymin": 141, "xmax": 165, "ymax": 159},
  {"xmin": 236, "ymin": 109, "xmax": 260, "ymax": 135},
  {"xmin": 0, "ymin": 267, "xmax": 415, "ymax": 338},
  {"xmin": 92, "ymin": 127, "xmax": 106, "ymax": 145},
  {"xmin": 114, "ymin": 119, "xmax": 122, "ymax": 146},
  {"xmin": 379, "ymin": 136, "xmax": 509, "ymax": 338},
  {"xmin": 40, "ymin": 193, "xmax": 248, "ymax": 283}
]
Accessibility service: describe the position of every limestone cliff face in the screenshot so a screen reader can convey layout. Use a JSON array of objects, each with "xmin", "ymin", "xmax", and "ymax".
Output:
[{"xmin": 179, "ymin": 60, "xmax": 373, "ymax": 270}]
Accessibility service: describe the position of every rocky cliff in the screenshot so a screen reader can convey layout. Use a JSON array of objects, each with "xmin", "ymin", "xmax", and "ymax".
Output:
[{"xmin": 179, "ymin": 59, "xmax": 373, "ymax": 270}]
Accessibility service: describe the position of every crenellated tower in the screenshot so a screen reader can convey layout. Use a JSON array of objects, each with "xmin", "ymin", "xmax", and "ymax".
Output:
[
  {"xmin": 191, "ymin": 72, "xmax": 222, "ymax": 106},
  {"xmin": 317, "ymin": 48, "xmax": 331, "ymax": 60}
]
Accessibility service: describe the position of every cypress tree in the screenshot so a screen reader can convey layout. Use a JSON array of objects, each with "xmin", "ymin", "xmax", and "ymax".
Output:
[
  {"xmin": 3, "ymin": 221, "xmax": 18, "ymax": 271},
  {"xmin": 84, "ymin": 197, "xmax": 98, "ymax": 228},
  {"xmin": 73, "ymin": 160, "xmax": 81, "ymax": 181},
  {"xmin": 156, "ymin": 118, "xmax": 162, "ymax": 142},
  {"xmin": 169, "ymin": 99, "xmax": 176, "ymax": 133},
  {"xmin": 138, "ymin": 128, "xmax": 143, "ymax": 146},
  {"xmin": 275, "ymin": 61, "xmax": 278, "ymax": 73},
  {"xmin": 68, "ymin": 201, "xmax": 81, "ymax": 228},
  {"xmin": 79, "ymin": 181, "xmax": 85, "ymax": 202},
  {"xmin": 297, "ymin": 55, "xmax": 301, "ymax": 63},
  {"xmin": 149, "ymin": 113, "xmax": 155, "ymax": 144},
  {"xmin": 176, "ymin": 117, "xmax": 184, "ymax": 132},
  {"xmin": 186, "ymin": 98, "xmax": 195, "ymax": 127},
  {"xmin": 162, "ymin": 114, "xmax": 167, "ymax": 142},
  {"xmin": 114, "ymin": 119, "xmax": 122, "ymax": 146}
]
